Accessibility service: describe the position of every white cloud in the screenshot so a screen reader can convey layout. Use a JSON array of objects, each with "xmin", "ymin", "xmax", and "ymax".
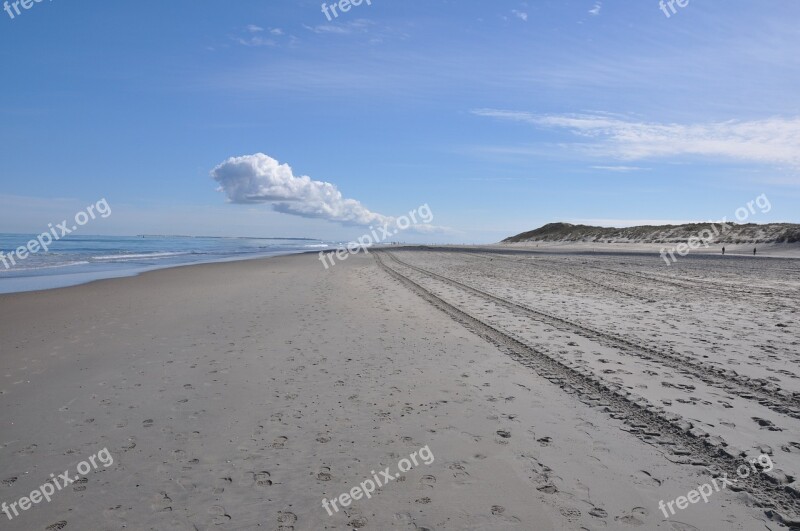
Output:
[
  {"xmin": 236, "ymin": 36, "xmax": 276, "ymax": 47},
  {"xmin": 511, "ymin": 10, "xmax": 528, "ymax": 22},
  {"xmin": 472, "ymin": 109, "xmax": 800, "ymax": 166},
  {"xmin": 303, "ymin": 19, "xmax": 374, "ymax": 35},
  {"xmin": 236, "ymin": 26, "xmax": 283, "ymax": 46},
  {"xmin": 589, "ymin": 2, "xmax": 602, "ymax": 16},
  {"xmin": 211, "ymin": 153, "xmax": 444, "ymax": 232},
  {"xmin": 591, "ymin": 165, "xmax": 649, "ymax": 172}
]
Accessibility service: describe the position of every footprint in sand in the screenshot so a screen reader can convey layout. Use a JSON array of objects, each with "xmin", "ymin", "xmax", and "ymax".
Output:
[
  {"xmin": 559, "ymin": 506, "xmax": 581, "ymax": 523},
  {"xmin": 637, "ymin": 470, "xmax": 662, "ymax": 487},
  {"xmin": 103, "ymin": 504, "xmax": 126, "ymax": 524},
  {"xmin": 121, "ymin": 437, "xmax": 137, "ymax": 451},
  {"xmin": 208, "ymin": 504, "xmax": 232, "ymax": 524},
  {"xmin": 277, "ymin": 510, "xmax": 297, "ymax": 530},
  {"xmin": 315, "ymin": 435, "xmax": 331, "ymax": 443},
  {"xmin": 615, "ymin": 507, "xmax": 648, "ymax": 526},
  {"xmin": 271, "ymin": 436, "xmax": 288, "ymax": 449},
  {"xmin": 753, "ymin": 417, "xmax": 782, "ymax": 431},
  {"xmin": 394, "ymin": 512, "xmax": 413, "ymax": 524},
  {"xmin": 46, "ymin": 521, "xmax": 68, "ymax": 530},
  {"xmin": 254, "ymin": 471, "xmax": 273, "ymax": 486},
  {"xmin": 16, "ymin": 443, "xmax": 37, "ymax": 456},
  {"xmin": 491, "ymin": 504, "xmax": 521, "ymax": 523},
  {"xmin": 448, "ymin": 462, "xmax": 470, "ymax": 481},
  {"xmin": 72, "ymin": 477, "xmax": 88, "ymax": 491},
  {"xmin": 419, "ymin": 475, "xmax": 436, "ymax": 488},
  {"xmin": 142, "ymin": 419, "xmax": 154, "ymax": 428},
  {"xmin": 2, "ymin": 476, "xmax": 17, "ymax": 486},
  {"xmin": 316, "ymin": 467, "xmax": 332, "ymax": 481},
  {"xmin": 150, "ymin": 492, "xmax": 172, "ymax": 512},
  {"xmin": 346, "ymin": 509, "xmax": 368, "ymax": 528},
  {"xmin": 781, "ymin": 441, "xmax": 800, "ymax": 454},
  {"xmin": 213, "ymin": 476, "xmax": 232, "ymax": 494}
]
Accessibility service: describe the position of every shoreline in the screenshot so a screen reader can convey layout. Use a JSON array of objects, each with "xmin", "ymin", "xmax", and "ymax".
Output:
[
  {"xmin": 0, "ymin": 248, "xmax": 313, "ymax": 295},
  {"xmin": 3, "ymin": 240, "xmax": 799, "ymax": 295}
]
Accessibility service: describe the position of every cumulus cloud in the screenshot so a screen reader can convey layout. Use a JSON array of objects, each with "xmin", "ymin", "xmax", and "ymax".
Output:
[
  {"xmin": 589, "ymin": 2, "xmax": 602, "ymax": 15},
  {"xmin": 472, "ymin": 109, "xmax": 800, "ymax": 166},
  {"xmin": 212, "ymin": 153, "xmax": 443, "ymax": 233}
]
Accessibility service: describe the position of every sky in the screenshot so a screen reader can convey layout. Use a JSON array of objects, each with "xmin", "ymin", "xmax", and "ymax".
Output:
[{"xmin": 1, "ymin": 0, "xmax": 799, "ymax": 243}]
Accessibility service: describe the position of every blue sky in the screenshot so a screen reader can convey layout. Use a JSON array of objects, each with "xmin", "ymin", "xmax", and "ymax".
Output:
[{"xmin": 1, "ymin": 0, "xmax": 798, "ymax": 243}]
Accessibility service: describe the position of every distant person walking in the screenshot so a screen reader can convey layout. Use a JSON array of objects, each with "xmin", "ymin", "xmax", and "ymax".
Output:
[
  {"xmin": 722, "ymin": 246, "xmax": 725, "ymax": 255},
  {"xmin": 754, "ymin": 247, "xmax": 757, "ymax": 255}
]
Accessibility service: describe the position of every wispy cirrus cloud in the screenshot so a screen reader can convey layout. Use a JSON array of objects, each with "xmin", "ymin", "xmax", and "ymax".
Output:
[
  {"xmin": 591, "ymin": 165, "xmax": 650, "ymax": 172},
  {"xmin": 472, "ymin": 109, "xmax": 800, "ymax": 166},
  {"xmin": 234, "ymin": 24, "xmax": 286, "ymax": 47},
  {"xmin": 236, "ymin": 36, "xmax": 276, "ymax": 47},
  {"xmin": 303, "ymin": 19, "xmax": 374, "ymax": 35}
]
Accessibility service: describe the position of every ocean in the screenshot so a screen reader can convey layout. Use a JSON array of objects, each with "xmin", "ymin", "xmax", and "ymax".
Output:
[{"xmin": 0, "ymin": 234, "xmax": 333, "ymax": 294}]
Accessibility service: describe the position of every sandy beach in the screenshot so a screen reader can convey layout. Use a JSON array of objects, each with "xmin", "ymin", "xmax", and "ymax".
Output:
[
  {"xmin": 1, "ymin": 249, "xmax": 799, "ymax": 530},
  {"xmin": 5, "ymin": 1, "xmax": 800, "ymax": 529}
]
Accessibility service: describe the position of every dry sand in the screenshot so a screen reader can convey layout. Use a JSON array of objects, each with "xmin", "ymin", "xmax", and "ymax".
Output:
[{"xmin": 1, "ymin": 249, "xmax": 799, "ymax": 530}]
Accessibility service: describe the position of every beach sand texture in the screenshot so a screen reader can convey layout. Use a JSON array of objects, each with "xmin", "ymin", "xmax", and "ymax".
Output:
[{"xmin": 1, "ymin": 249, "xmax": 799, "ymax": 530}]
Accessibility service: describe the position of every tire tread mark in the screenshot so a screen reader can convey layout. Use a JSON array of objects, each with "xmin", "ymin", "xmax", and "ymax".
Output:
[
  {"xmin": 373, "ymin": 251, "xmax": 800, "ymax": 520},
  {"xmin": 384, "ymin": 251, "xmax": 800, "ymax": 419}
]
